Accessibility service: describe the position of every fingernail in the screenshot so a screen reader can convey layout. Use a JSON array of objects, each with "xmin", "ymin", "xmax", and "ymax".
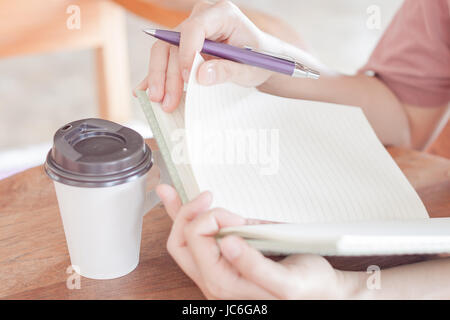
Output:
[
  {"xmin": 205, "ymin": 66, "xmax": 216, "ymax": 85},
  {"xmin": 182, "ymin": 69, "xmax": 190, "ymax": 82},
  {"xmin": 162, "ymin": 93, "xmax": 171, "ymax": 110},
  {"xmin": 149, "ymin": 85, "xmax": 158, "ymax": 98},
  {"xmin": 221, "ymin": 236, "xmax": 242, "ymax": 261}
]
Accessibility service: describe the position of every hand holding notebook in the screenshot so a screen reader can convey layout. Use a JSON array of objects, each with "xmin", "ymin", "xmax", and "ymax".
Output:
[{"xmin": 136, "ymin": 53, "xmax": 450, "ymax": 256}]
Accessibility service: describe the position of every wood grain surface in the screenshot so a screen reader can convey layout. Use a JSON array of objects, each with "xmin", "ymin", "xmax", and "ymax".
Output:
[{"xmin": 0, "ymin": 140, "xmax": 449, "ymax": 299}]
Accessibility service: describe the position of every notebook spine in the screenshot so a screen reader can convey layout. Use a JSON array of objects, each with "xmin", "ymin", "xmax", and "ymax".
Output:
[{"xmin": 136, "ymin": 90, "xmax": 189, "ymax": 203}]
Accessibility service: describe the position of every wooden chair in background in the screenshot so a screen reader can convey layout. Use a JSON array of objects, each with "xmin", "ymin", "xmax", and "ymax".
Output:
[{"xmin": 0, "ymin": 0, "xmax": 131, "ymax": 123}]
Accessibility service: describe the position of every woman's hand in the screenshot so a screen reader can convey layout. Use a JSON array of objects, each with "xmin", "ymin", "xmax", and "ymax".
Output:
[
  {"xmin": 135, "ymin": 0, "xmax": 273, "ymax": 112},
  {"xmin": 156, "ymin": 184, "xmax": 365, "ymax": 299}
]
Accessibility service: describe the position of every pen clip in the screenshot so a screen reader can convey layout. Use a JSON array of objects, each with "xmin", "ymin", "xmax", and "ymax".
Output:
[{"xmin": 244, "ymin": 46, "xmax": 296, "ymax": 63}]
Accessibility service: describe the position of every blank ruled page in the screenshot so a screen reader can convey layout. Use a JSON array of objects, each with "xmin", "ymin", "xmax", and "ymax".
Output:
[{"xmin": 184, "ymin": 53, "xmax": 428, "ymax": 223}]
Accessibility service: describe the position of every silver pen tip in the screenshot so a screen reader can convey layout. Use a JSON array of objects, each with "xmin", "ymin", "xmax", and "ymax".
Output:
[
  {"xmin": 293, "ymin": 62, "xmax": 320, "ymax": 79},
  {"xmin": 142, "ymin": 28, "xmax": 156, "ymax": 36}
]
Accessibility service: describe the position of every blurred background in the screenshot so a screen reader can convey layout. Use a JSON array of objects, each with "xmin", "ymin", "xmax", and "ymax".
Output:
[{"xmin": 1, "ymin": 0, "xmax": 446, "ymax": 179}]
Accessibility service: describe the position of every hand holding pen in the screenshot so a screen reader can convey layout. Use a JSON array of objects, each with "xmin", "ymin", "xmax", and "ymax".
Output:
[{"xmin": 134, "ymin": 0, "xmax": 319, "ymax": 112}]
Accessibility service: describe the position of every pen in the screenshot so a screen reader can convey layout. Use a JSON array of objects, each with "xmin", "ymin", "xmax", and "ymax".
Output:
[{"xmin": 143, "ymin": 28, "xmax": 320, "ymax": 79}]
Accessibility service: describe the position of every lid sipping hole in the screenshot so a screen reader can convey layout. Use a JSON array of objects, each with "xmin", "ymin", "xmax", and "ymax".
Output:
[{"xmin": 61, "ymin": 124, "xmax": 72, "ymax": 132}]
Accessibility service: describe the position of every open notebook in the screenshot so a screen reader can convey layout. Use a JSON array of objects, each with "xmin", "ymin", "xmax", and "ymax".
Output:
[{"xmin": 136, "ymin": 53, "xmax": 450, "ymax": 256}]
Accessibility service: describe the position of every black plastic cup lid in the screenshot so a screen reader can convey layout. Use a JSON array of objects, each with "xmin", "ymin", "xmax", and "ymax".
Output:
[{"xmin": 45, "ymin": 118, "xmax": 152, "ymax": 187}]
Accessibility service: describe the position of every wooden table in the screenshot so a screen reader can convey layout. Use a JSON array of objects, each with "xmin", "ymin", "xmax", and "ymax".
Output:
[{"xmin": 1, "ymin": 140, "xmax": 449, "ymax": 299}]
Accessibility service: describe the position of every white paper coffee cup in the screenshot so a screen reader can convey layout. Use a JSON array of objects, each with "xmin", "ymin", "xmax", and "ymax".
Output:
[{"xmin": 45, "ymin": 119, "xmax": 159, "ymax": 279}]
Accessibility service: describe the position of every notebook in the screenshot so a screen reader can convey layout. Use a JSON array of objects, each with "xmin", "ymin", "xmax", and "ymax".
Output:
[{"xmin": 136, "ymin": 53, "xmax": 450, "ymax": 256}]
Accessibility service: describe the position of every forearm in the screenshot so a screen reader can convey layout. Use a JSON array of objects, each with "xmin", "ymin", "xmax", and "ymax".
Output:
[{"xmin": 347, "ymin": 258, "xmax": 450, "ymax": 299}]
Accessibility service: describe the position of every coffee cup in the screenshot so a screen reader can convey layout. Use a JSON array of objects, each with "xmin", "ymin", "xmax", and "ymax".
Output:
[{"xmin": 45, "ymin": 118, "xmax": 160, "ymax": 279}]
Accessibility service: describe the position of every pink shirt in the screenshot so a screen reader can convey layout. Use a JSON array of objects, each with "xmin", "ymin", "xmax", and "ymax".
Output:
[{"xmin": 360, "ymin": 0, "xmax": 450, "ymax": 107}]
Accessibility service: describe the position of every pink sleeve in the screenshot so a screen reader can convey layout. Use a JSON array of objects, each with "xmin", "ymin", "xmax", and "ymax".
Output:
[{"xmin": 359, "ymin": 0, "xmax": 450, "ymax": 107}]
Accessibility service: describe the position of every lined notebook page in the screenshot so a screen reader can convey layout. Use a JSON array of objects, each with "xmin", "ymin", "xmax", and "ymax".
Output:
[{"xmin": 184, "ymin": 53, "xmax": 428, "ymax": 224}]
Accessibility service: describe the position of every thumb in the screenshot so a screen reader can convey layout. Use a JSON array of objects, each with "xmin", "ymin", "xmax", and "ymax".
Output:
[
  {"xmin": 197, "ymin": 59, "xmax": 270, "ymax": 87},
  {"xmin": 156, "ymin": 184, "xmax": 182, "ymax": 220}
]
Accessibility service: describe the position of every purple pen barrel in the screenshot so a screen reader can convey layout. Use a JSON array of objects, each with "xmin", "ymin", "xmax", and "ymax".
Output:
[{"xmin": 153, "ymin": 29, "xmax": 295, "ymax": 76}]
